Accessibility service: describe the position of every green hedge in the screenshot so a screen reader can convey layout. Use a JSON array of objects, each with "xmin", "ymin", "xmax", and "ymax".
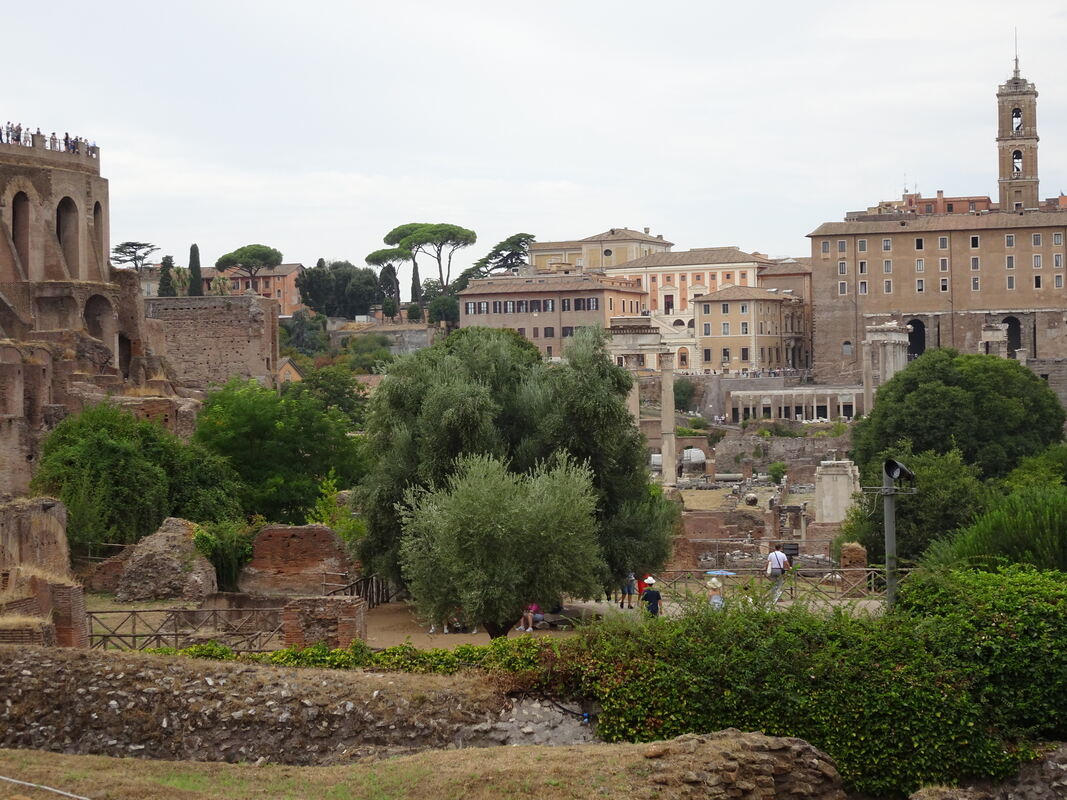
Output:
[
  {"xmin": 152, "ymin": 568, "xmax": 1067, "ymax": 796},
  {"xmin": 557, "ymin": 607, "xmax": 1023, "ymax": 795},
  {"xmin": 899, "ymin": 565, "xmax": 1067, "ymax": 740}
]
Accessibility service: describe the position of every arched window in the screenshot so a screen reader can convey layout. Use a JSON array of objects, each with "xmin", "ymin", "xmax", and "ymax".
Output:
[
  {"xmin": 55, "ymin": 196, "xmax": 80, "ymax": 278},
  {"xmin": 1012, "ymin": 150, "xmax": 1023, "ymax": 175},
  {"xmin": 12, "ymin": 192, "xmax": 30, "ymax": 273},
  {"xmin": 93, "ymin": 201, "xmax": 105, "ymax": 272},
  {"xmin": 1002, "ymin": 316, "xmax": 1022, "ymax": 356},
  {"xmin": 842, "ymin": 341, "xmax": 853, "ymax": 356},
  {"xmin": 1012, "ymin": 107, "xmax": 1023, "ymax": 131}
]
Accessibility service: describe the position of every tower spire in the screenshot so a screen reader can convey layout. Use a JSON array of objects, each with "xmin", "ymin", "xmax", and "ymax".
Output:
[{"xmin": 1013, "ymin": 28, "xmax": 1019, "ymax": 77}]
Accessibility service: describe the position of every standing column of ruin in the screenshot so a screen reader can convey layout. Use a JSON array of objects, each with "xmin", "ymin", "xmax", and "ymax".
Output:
[
  {"xmin": 623, "ymin": 353, "xmax": 641, "ymax": 424},
  {"xmin": 660, "ymin": 350, "xmax": 677, "ymax": 485}
]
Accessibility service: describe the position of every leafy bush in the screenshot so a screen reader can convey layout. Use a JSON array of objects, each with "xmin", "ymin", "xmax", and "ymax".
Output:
[
  {"xmin": 673, "ymin": 378, "xmax": 696, "ymax": 411},
  {"xmin": 900, "ymin": 567, "xmax": 1067, "ymax": 741},
  {"xmin": 194, "ymin": 379, "xmax": 368, "ymax": 523},
  {"xmin": 559, "ymin": 605, "xmax": 1023, "ymax": 795},
  {"xmin": 675, "ymin": 426, "xmax": 703, "ymax": 437},
  {"xmin": 767, "ymin": 461, "xmax": 787, "ymax": 484},
  {"xmin": 32, "ymin": 404, "xmax": 242, "ymax": 551},
  {"xmin": 922, "ymin": 485, "xmax": 1067, "ymax": 571},
  {"xmin": 687, "ymin": 416, "xmax": 708, "ymax": 429},
  {"xmin": 193, "ymin": 517, "xmax": 264, "ymax": 591}
]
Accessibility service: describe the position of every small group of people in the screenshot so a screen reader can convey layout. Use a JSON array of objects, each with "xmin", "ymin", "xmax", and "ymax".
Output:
[
  {"xmin": 1, "ymin": 123, "xmax": 95, "ymax": 155},
  {"xmin": 617, "ymin": 573, "xmax": 663, "ymax": 616}
]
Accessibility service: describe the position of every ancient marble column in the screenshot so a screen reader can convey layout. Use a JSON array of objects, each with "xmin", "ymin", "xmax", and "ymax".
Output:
[
  {"xmin": 623, "ymin": 353, "xmax": 641, "ymax": 424},
  {"xmin": 660, "ymin": 350, "xmax": 677, "ymax": 485}
]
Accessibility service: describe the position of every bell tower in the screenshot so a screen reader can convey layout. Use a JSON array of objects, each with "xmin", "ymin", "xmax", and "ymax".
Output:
[{"xmin": 996, "ymin": 55, "xmax": 1039, "ymax": 211}]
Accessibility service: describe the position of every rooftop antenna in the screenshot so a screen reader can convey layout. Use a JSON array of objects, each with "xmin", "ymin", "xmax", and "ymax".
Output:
[{"xmin": 1013, "ymin": 28, "xmax": 1020, "ymax": 77}]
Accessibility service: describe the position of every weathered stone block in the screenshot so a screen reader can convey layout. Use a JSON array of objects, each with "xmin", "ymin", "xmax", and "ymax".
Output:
[{"xmin": 115, "ymin": 517, "xmax": 217, "ymax": 602}]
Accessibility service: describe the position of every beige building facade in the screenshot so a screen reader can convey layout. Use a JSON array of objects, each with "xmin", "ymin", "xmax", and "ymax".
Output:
[
  {"xmin": 693, "ymin": 285, "xmax": 805, "ymax": 374},
  {"xmin": 458, "ymin": 271, "xmax": 645, "ymax": 358},
  {"xmin": 530, "ymin": 227, "xmax": 673, "ymax": 272},
  {"xmin": 809, "ymin": 61, "xmax": 1067, "ymax": 382}
]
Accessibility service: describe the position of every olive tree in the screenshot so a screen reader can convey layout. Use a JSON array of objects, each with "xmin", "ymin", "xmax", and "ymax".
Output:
[{"xmin": 400, "ymin": 454, "xmax": 602, "ymax": 638}]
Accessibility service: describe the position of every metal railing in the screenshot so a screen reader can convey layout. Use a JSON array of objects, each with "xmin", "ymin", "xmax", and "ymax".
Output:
[
  {"xmin": 654, "ymin": 567, "xmax": 911, "ymax": 602},
  {"xmin": 86, "ymin": 607, "xmax": 283, "ymax": 652}
]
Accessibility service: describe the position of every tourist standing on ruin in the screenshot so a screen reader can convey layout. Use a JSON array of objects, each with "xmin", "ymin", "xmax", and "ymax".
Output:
[{"xmin": 766, "ymin": 544, "xmax": 790, "ymax": 603}]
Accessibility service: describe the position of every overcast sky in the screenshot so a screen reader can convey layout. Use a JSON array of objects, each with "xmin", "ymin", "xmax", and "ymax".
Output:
[{"xmin": 7, "ymin": 1, "xmax": 1067, "ymax": 294}]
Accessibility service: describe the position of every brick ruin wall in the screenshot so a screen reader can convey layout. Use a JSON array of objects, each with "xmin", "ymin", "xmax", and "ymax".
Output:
[
  {"xmin": 282, "ymin": 596, "xmax": 367, "ymax": 648},
  {"xmin": 144, "ymin": 295, "xmax": 279, "ymax": 390},
  {"xmin": 714, "ymin": 431, "xmax": 852, "ymax": 473},
  {"xmin": 238, "ymin": 524, "xmax": 354, "ymax": 596},
  {"xmin": 0, "ymin": 497, "xmax": 69, "ymax": 576}
]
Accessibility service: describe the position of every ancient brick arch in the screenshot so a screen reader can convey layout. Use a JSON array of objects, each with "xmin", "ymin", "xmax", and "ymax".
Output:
[
  {"xmin": 55, "ymin": 196, "xmax": 80, "ymax": 279},
  {"xmin": 83, "ymin": 294, "xmax": 117, "ymax": 356}
]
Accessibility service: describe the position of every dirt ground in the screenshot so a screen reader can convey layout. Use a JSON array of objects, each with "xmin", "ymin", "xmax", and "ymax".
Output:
[{"xmin": 365, "ymin": 600, "xmax": 612, "ymax": 650}]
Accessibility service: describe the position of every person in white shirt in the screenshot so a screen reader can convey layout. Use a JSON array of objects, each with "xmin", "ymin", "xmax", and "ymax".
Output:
[{"xmin": 767, "ymin": 544, "xmax": 790, "ymax": 603}]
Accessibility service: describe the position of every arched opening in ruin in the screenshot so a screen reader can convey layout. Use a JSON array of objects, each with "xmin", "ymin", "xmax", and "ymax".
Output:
[
  {"xmin": 1002, "ymin": 316, "xmax": 1022, "ymax": 357},
  {"xmin": 12, "ymin": 192, "xmax": 30, "ymax": 275},
  {"xmin": 93, "ymin": 201, "xmax": 104, "ymax": 275},
  {"xmin": 907, "ymin": 319, "xmax": 926, "ymax": 359},
  {"xmin": 118, "ymin": 334, "xmax": 132, "ymax": 379},
  {"xmin": 55, "ymin": 197, "xmax": 80, "ymax": 278},
  {"xmin": 83, "ymin": 294, "xmax": 117, "ymax": 357}
]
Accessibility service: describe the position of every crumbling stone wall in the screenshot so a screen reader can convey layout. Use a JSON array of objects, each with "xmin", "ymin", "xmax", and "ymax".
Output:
[
  {"xmin": 0, "ymin": 647, "xmax": 855, "ymax": 792},
  {"xmin": 238, "ymin": 524, "xmax": 353, "ymax": 596},
  {"xmin": 282, "ymin": 596, "xmax": 367, "ymax": 648},
  {"xmin": 714, "ymin": 431, "xmax": 852, "ymax": 473},
  {"xmin": 0, "ymin": 497, "xmax": 69, "ymax": 575},
  {"xmin": 144, "ymin": 295, "xmax": 279, "ymax": 389}
]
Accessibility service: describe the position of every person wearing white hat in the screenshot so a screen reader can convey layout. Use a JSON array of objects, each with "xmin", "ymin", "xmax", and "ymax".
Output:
[
  {"xmin": 640, "ymin": 576, "xmax": 662, "ymax": 616},
  {"xmin": 706, "ymin": 577, "xmax": 724, "ymax": 610}
]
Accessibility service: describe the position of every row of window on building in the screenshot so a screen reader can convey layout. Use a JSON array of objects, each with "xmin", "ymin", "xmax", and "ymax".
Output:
[
  {"xmin": 837, "ymin": 253, "xmax": 1064, "ymax": 276},
  {"xmin": 463, "ymin": 297, "xmax": 641, "ymax": 315},
  {"xmin": 700, "ymin": 346, "xmax": 781, "ymax": 364},
  {"xmin": 699, "ymin": 321, "xmax": 781, "ymax": 336},
  {"xmin": 822, "ymin": 232, "xmax": 1065, "ymax": 254},
  {"xmin": 838, "ymin": 273, "xmax": 1064, "ymax": 295}
]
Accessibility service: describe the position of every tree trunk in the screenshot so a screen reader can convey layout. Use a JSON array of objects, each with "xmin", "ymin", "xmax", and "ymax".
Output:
[{"xmin": 483, "ymin": 620, "xmax": 510, "ymax": 639}]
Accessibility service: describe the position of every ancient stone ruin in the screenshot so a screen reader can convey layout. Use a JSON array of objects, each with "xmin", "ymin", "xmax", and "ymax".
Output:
[
  {"xmin": 238, "ymin": 524, "xmax": 356, "ymax": 596},
  {"xmin": 114, "ymin": 517, "xmax": 216, "ymax": 602}
]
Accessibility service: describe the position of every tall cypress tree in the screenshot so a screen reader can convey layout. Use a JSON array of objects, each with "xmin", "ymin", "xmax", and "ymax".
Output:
[
  {"xmin": 157, "ymin": 255, "xmax": 177, "ymax": 297},
  {"xmin": 410, "ymin": 261, "xmax": 422, "ymax": 305},
  {"xmin": 188, "ymin": 243, "xmax": 203, "ymax": 296}
]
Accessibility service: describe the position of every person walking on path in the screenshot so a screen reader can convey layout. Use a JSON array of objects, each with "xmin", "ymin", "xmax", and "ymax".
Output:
[
  {"xmin": 619, "ymin": 572, "xmax": 636, "ymax": 609},
  {"xmin": 640, "ymin": 576, "xmax": 662, "ymax": 617},
  {"xmin": 767, "ymin": 544, "xmax": 790, "ymax": 603}
]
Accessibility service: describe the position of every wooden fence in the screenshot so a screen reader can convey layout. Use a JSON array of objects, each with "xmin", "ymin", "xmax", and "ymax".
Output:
[{"xmin": 86, "ymin": 607, "xmax": 284, "ymax": 652}]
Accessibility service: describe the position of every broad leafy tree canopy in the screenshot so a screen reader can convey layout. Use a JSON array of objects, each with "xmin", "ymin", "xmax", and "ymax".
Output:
[
  {"xmin": 215, "ymin": 244, "xmax": 283, "ymax": 278},
  {"xmin": 400, "ymin": 453, "xmax": 602, "ymax": 638},
  {"xmin": 195, "ymin": 379, "xmax": 368, "ymax": 523},
  {"xmin": 111, "ymin": 241, "xmax": 159, "ymax": 273},
  {"xmin": 852, "ymin": 349, "xmax": 1065, "ymax": 478},
  {"xmin": 360, "ymin": 326, "xmax": 673, "ymax": 587}
]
